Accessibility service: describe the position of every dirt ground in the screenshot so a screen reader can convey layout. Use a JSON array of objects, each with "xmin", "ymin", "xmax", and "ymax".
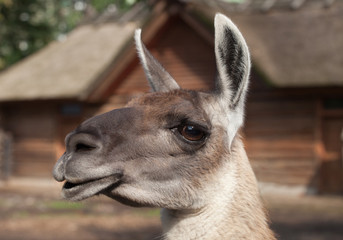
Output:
[{"xmin": 0, "ymin": 179, "xmax": 343, "ymax": 240}]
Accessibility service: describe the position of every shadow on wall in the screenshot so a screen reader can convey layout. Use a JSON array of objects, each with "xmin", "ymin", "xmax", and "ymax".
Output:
[
  {"xmin": 316, "ymin": 159, "xmax": 343, "ymax": 194},
  {"xmin": 309, "ymin": 118, "xmax": 343, "ymax": 195}
]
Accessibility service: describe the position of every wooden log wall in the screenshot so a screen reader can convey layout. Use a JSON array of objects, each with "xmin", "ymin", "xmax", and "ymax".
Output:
[
  {"xmin": 318, "ymin": 109, "xmax": 343, "ymax": 193},
  {"xmin": 244, "ymin": 98, "xmax": 317, "ymax": 186},
  {"xmin": 6, "ymin": 106, "xmax": 57, "ymax": 177}
]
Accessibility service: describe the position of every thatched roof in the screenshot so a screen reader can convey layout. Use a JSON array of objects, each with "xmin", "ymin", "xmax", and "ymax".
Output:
[
  {"xmin": 190, "ymin": 0, "xmax": 343, "ymax": 87},
  {"xmin": 0, "ymin": 20, "xmax": 137, "ymax": 102}
]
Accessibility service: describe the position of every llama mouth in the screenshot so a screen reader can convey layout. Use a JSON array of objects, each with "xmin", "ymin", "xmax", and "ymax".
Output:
[{"xmin": 62, "ymin": 174, "xmax": 122, "ymax": 201}]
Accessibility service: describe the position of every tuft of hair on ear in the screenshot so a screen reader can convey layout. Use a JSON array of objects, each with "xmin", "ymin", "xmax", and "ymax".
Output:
[{"xmin": 214, "ymin": 13, "xmax": 251, "ymax": 110}]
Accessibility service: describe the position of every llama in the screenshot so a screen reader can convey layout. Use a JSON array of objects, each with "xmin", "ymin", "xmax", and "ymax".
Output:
[{"xmin": 53, "ymin": 14, "xmax": 276, "ymax": 240}]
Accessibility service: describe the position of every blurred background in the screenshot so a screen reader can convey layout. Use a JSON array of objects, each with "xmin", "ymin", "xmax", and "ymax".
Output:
[{"xmin": 0, "ymin": 0, "xmax": 342, "ymax": 239}]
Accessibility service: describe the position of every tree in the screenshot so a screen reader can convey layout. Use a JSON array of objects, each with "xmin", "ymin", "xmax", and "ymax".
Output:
[{"xmin": 0, "ymin": 0, "xmax": 139, "ymax": 71}]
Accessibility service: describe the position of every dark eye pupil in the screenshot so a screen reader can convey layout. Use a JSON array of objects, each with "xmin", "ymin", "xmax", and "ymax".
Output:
[{"xmin": 179, "ymin": 125, "xmax": 204, "ymax": 141}]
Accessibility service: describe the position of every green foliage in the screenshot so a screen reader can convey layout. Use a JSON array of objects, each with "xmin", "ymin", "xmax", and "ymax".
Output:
[
  {"xmin": 0, "ymin": 0, "xmax": 83, "ymax": 70},
  {"xmin": 0, "ymin": 0, "xmax": 142, "ymax": 71},
  {"xmin": 91, "ymin": 0, "xmax": 116, "ymax": 12},
  {"xmin": 89, "ymin": 0, "xmax": 138, "ymax": 13},
  {"xmin": 134, "ymin": 208, "xmax": 160, "ymax": 217}
]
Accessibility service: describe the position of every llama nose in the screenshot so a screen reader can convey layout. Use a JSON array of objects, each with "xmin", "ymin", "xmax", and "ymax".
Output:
[{"xmin": 66, "ymin": 131, "xmax": 102, "ymax": 154}]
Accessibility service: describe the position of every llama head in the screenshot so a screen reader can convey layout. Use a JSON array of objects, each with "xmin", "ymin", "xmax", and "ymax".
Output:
[{"xmin": 53, "ymin": 14, "xmax": 251, "ymax": 210}]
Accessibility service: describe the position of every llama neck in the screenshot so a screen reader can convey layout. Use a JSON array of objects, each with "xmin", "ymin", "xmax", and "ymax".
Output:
[{"xmin": 161, "ymin": 141, "xmax": 275, "ymax": 240}]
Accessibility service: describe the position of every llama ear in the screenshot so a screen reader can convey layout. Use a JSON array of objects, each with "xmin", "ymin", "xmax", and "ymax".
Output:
[
  {"xmin": 135, "ymin": 29, "xmax": 180, "ymax": 92},
  {"xmin": 214, "ymin": 14, "xmax": 250, "ymax": 109},
  {"xmin": 214, "ymin": 14, "xmax": 251, "ymax": 148}
]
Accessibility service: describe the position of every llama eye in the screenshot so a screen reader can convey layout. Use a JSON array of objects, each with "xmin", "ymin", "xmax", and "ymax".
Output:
[{"xmin": 178, "ymin": 125, "xmax": 205, "ymax": 142}]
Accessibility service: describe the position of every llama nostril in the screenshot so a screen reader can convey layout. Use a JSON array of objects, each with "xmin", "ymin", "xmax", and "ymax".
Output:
[
  {"xmin": 67, "ymin": 131, "xmax": 101, "ymax": 153},
  {"xmin": 75, "ymin": 142, "xmax": 97, "ymax": 152}
]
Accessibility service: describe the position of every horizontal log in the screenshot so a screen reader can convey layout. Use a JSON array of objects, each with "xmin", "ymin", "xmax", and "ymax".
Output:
[{"xmin": 246, "ymin": 100, "xmax": 316, "ymax": 113}]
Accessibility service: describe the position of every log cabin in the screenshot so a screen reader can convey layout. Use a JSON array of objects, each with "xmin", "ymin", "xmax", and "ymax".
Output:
[{"xmin": 0, "ymin": 0, "xmax": 342, "ymax": 194}]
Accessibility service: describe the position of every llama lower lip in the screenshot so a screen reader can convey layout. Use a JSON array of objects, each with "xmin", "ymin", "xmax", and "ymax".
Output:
[{"xmin": 62, "ymin": 175, "xmax": 121, "ymax": 201}]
